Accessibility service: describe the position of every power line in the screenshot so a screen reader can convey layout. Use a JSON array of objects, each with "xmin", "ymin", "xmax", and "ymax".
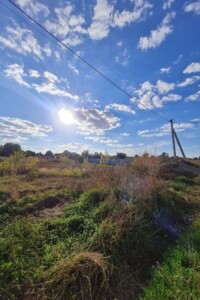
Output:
[
  {"xmin": 6, "ymin": 0, "xmax": 169, "ymax": 122},
  {"xmin": 0, "ymin": 0, "xmax": 60, "ymax": 50}
]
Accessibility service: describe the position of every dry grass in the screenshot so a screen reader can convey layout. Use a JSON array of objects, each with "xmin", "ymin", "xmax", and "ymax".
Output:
[
  {"xmin": 130, "ymin": 156, "xmax": 162, "ymax": 177},
  {"xmin": 44, "ymin": 252, "xmax": 110, "ymax": 300}
]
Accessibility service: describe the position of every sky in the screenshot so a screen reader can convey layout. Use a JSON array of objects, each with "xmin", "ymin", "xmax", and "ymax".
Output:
[{"xmin": 0, "ymin": 0, "xmax": 200, "ymax": 157}]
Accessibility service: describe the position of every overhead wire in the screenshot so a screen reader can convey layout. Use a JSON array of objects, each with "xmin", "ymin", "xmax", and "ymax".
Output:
[
  {"xmin": 0, "ymin": 0, "xmax": 61, "ymax": 50},
  {"xmin": 4, "ymin": 0, "xmax": 170, "ymax": 122}
]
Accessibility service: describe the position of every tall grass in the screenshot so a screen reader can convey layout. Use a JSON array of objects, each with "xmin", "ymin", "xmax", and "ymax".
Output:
[{"xmin": 0, "ymin": 156, "xmax": 199, "ymax": 299}]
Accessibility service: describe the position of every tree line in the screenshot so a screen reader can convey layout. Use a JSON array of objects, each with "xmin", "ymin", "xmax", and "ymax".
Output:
[{"xmin": 0, "ymin": 143, "xmax": 129, "ymax": 161}]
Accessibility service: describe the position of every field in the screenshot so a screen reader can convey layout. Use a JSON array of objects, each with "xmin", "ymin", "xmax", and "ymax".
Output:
[{"xmin": 0, "ymin": 155, "xmax": 200, "ymax": 299}]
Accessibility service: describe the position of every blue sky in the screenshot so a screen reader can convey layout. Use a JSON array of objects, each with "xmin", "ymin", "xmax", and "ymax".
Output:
[{"xmin": 0, "ymin": 0, "xmax": 200, "ymax": 157}]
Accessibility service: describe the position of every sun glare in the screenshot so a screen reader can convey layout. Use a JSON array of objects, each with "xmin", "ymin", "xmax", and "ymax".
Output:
[{"xmin": 59, "ymin": 108, "xmax": 76, "ymax": 125}]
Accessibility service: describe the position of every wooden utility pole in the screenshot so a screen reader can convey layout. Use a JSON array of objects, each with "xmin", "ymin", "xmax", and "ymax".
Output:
[
  {"xmin": 170, "ymin": 119, "xmax": 176, "ymax": 158},
  {"xmin": 173, "ymin": 130, "xmax": 186, "ymax": 159},
  {"xmin": 170, "ymin": 119, "xmax": 186, "ymax": 159}
]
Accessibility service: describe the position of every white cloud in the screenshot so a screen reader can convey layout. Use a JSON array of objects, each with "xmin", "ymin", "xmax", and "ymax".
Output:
[
  {"xmin": 191, "ymin": 118, "xmax": 200, "ymax": 122},
  {"xmin": 115, "ymin": 48, "xmax": 130, "ymax": 66},
  {"xmin": 113, "ymin": 0, "xmax": 153, "ymax": 28},
  {"xmin": 73, "ymin": 108, "xmax": 120, "ymax": 135},
  {"xmin": 33, "ymin": 82, "xmax": 78, "ymax": 100},
  {"xmin": 120, "ymin": 132, "xmax": 130, "ymax": 136},
  {"xmin": 178, "ymin": 76, "xmax": 200, "ymax": 87},
  {"xmin": 43, "ymin": 45, "xmax": 52, "ymax": 57},
  {"xmin": 16, "ymin": 0, "xmax": 49, "ymax": 17},
  {"xmin": 164, "ymin": 122, "xmax": 194, "ymax": 131},
  {"xmin": 4, "ymin": 64, "xmax": 30, "ymax": 87},
  {"xmin": 160, "ymin": 67, "xmax": 171, "ymax": 73},
  {"xmin": 0, "ymin": 116, "xmax": 52, "ymax": 143},
  {"xmin": 107, "ymin": 143, "xmax": 133, "ymax": 148},
  {"xmin": 0, "ymin": 22, "xmax": 49, "ymax": 59},
  {"xmin": 156, "ymin": 79, "xmax": 175, "ymax": 93},
  {"xmin": 163, "ymin": 0, "xmax": 175, "ymax": 10},
  {"xmin": 131, "ymin": 79, "xmax": 176, "ymax": 109},
  {"xmin": 68, "ymin": 62, "xmax": 80, "ymax": 75},
  {"xmin": 45, "ymin": 4, "xmax": 86, "ymax": 46},
  {"xmin": 117, "ymin": 41, "xmax": 123, "ymax": 47},
  {"xmin": 85, "ymin": 137, "xmax": 118, "ymax": 144},
  {"xmin": 88, "ymin": 0, "xmax": 152, "ymax": 40},
  {"xmin": 58, "ymin": 143, "xmax": 89, "ymax": 153},
  {"xmin": 184, "ymin": 1, "xmax": 200, "ymax": 15},
  {"xmin": 105, "ymin": 103, "xmax": 136, "ymax": 114},
  {"xmin": 88, "ymin": 0, "xmax": 115, "ymax": 40},
  {"xmin": 138, "ymin": 122, "xmax": 193, "ymax": 137},
  {"xmin": 55, "ymin": 50, "xmax": 61, "ymax": 61},
  {"xmin": 131, "ymin": 91, "xmax": 156, "ymax": 109},
  {"xmin": 4, "ymin": 64, "xmax": 79, "ymax": 101},
  {"xmin": 162, "ymin": 93, "xmax": 182, "ymax": 102},
  {"xmin": 80, "ymin": 93, "xmax": 100, "ymax": 107},
  {"xmin": 44, "ymin": 71, "xmax": 58, "ymax": 83},
  {"xmin": 173, "ymin": 54, "xmax": 183, "ymax": 64},
  {"xmin": 183, "ymin": 62, "xmax": 200, "ymax": 74},
  {"xmin": 29, "ymin": 69, "xmax": 40, "ymax": 78},
  {"xmin": 186, "ymin": 90, "xmax": 200, "ymax": 101},
  {"xmin": 138, "ymin": 12, "xmax": 176, "ymax": 50}
]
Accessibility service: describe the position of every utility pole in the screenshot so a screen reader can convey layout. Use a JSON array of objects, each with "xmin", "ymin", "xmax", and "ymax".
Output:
[
  {"xmin": 170, "ymin": 119, "xmax": 186, "ymax": 159},
  {"xmin": 170, "ymin": 119, "xmax": 176, "ymax": 158},
  {"xmin": 173, "ymin": 130, "xmax": 186, "ymax": 159}
]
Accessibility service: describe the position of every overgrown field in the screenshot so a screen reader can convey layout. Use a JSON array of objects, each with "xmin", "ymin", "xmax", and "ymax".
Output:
[{"xmin": 0, "ymin": 155, "xmax": 200, "ymax": 299}]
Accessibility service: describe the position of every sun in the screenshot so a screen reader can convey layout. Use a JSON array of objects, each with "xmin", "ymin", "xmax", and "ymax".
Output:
[{"xmin": 59, "ymin": 108, "xmax": 76, "ymax": 125}]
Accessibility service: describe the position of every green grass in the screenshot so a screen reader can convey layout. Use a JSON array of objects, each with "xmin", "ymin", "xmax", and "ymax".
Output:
[
  {"xmin": 0, "ymin": 171, "xmax": 200, "ymax": 299},
  {"xmin": 141, "ymin": 220, "xmax": 200, "ymax": 300}
]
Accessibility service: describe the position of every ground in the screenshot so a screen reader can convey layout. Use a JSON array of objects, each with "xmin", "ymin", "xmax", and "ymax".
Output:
[{"xmin": 0, "ymin": 156, "xmax": 200, "ymax": 299}]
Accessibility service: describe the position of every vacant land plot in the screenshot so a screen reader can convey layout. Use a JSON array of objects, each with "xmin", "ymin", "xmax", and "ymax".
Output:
[{"xmin": 0, "ymin": 156, "xmax": 200, "ymax": 299}]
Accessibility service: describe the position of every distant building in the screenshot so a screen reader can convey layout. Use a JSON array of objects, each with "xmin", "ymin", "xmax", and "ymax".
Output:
[{"xmin": 88, "ymin": 157, "xmax": 132, "ymax": 166}]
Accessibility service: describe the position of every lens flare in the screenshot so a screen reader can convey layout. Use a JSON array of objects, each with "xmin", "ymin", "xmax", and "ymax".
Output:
[{"xmin": 59, "ymin": 108, "xmax": 76, "ymax": 125}]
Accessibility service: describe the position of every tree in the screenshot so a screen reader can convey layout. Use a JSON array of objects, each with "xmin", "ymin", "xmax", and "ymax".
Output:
[
  {"xmin": 82, "ymin": 150, "xmax": 89, "ymax": 158},
  {"xmin": 161, "ymin": 152, "xmax": 169, "ymax": 158},
  {"xmin": 116, "ymin": 152, "xmax": 127, "ymax": 159},
  {"xmin": 25, "ymin": 150, "xmax": 36, "ymax": 157},
  {"xmin": 142, "ymin": 152, "xmax": 149, "ymax": 158},
  {"xmin": 0, "ymin": 143, "xmax": 21, "ymax": 157},
  {"xmin": 45, "ymin": 150, "xmax": 54, "ymax": 158}
]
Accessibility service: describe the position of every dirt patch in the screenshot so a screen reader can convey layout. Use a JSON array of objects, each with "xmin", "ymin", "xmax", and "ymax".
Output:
[
  {"xmin": 160, "ymin": 159, "xmax": 200, "ymax": 179},
  {"xmin": 20, "ymin": 196, "xmax": 67, "ymax": 218}
]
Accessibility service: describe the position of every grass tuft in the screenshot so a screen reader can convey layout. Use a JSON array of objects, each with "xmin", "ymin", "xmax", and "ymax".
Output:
[{"xmin": 44, "ymin": 251, "xmax": 110, "ymax": 300}]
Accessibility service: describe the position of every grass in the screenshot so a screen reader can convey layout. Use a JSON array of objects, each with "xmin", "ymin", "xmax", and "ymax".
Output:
[
  {"xmin": 0, "ymin": 157, "xmax": 200, "ymax": 299},
  {"xmin": 141, "ymin": 220, "xmax": 200, "ymax": 300}
]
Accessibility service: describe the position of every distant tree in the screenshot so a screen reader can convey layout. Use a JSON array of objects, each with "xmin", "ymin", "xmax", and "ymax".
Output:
[
  {"xmin": 82, "ymin": 150, "xmax": 89, "ymax": 158},
  {"xmin": 93, "ymin": 152, "xmax": 101, "ymax": 159},
  {"xmin": 0, "ymin": 143, "xmax": 21, "ymax": 157},
  {"xmin": 116, "ymin": 152, "xmax": 127, "ymax": 159},
  {"xmin": 142, "ymin": 152, "xmax": 149, "ymax": 158},
  {"xmin": 161, "ymin": 152, "xmax": 169, "ymax": 158},
  {"xmin": 45, "ymin": 150, "xmax": 54, "ymax": 158},
  {"xmin": 25, "ymin": 150, "xmax": 36, "ymax": 157},
  {"xmin": 36, "ymin": 152, "xmax": 44, "ymax": 157},
  {"xmin": 62, "ymin": 150, "xmax": 70, "ymax": 157}
]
